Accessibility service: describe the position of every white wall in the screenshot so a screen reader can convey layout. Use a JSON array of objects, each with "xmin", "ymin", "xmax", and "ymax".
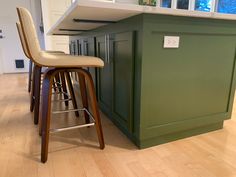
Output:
[
  {"xmin": 0, "ymin": 48, "xmax": 3, "ymax": 74},
  {"xmin": 30, "ymin": 0, "xmax": 45, "ymax": 49},
  {"xmin": 0, "ymin": 0, "xmax": 44, "ymax": 74},
  {"xmin": 41, "ymin": 0, "xmax": 71, "ymax": 53}
]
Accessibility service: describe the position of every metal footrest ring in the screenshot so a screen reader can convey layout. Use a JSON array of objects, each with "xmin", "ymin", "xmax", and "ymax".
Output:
[{"xmin": 50, "ymin": 108, "xmax": 95, "ymax": 133}]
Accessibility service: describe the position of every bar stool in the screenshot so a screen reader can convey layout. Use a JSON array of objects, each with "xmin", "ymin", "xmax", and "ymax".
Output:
[
  {"xmin": 17, "ymin": 7, "xmax": 105, "ymax": 163},
  {"xmin": 16, "ymin": 22, "xmax": 79, "ymax": 125}
]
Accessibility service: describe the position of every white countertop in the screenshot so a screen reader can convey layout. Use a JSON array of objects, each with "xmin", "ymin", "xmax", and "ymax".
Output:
[{"xmin": 48, "ymin": 0, "xmax": 236, "ymax": 35}]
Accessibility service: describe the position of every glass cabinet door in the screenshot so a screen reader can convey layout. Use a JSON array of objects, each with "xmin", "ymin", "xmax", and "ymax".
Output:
[
  {"xmin": 195, "ymin": 0, "xmax": 212, "ymax": 12},
  {"xmin": 217, "ymin": 0, "xmax": 236, "ymax": 14},
  {"xmin": 161, "ymin": 0, "xmax": 172, "ymax": 8},
  {"xmin": 177, "ymin": 0, "xmax": 189, "ymax": 9}
]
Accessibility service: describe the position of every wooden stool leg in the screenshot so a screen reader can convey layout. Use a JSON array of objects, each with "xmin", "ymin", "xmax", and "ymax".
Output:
[
  {"xmin": 34, "ymin": 65, "xmax": 42, "ymax": 125},
  {"xmin": 65, "ymin": 72, "xmax": 79, "ymax": 117},
  {"xmin": 52, "ymin": 78, "xmax": 57, "ymax": 92},
  {"xmin": 28, "ymin": 60, "xmax": 33, "ymax": 93},
  {"xmin": 39, "ymin": 115, "xmax": 42, "ymax": 137},
  {"xmin": 60, "ymin": 72, "xmax": 69, "ymax": 106},
  {"xmin": 78, "ymin": 73, "xmax": 90, "ymax": 124},
  {"xmin": 41, "ymin": 70, "xmax": 54, "ymax": 163},
  {"xmin": 30, "ymin": 65, "xmax": 36, "ymax": 112},
  {"xmin": 80, "ymin": 70, "xmax": 104, "ymax": 149},
  {"xmin": 55, "ymin": 73, "xmax": 62, "ymax": 93}
]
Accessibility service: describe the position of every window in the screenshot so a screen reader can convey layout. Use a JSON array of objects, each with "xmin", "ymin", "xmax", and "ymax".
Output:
[
  {"xmin": 177, "ymin": 0, "xmax": 189, "ymax": 10},
  {"xmin": 195, "ymin": 0, "xmax": 212, "ymax": 12},
  {"xmin": 161, "ymin": 0, "xmax": 172, "ymax": 8},
  {"xmin": 217, "ymin": 0, "xmax": 236, "ymax": 14}
]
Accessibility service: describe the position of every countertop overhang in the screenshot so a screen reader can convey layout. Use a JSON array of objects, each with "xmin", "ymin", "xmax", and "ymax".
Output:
[{"xmin": 48, "ymin": 0, "xmax": 236, "ymax": 36}]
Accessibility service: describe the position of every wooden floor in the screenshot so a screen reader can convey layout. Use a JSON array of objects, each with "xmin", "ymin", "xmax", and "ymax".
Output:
[{"xmin": 0, "ymin": 73, "xmax": 236, "ymax": 177}]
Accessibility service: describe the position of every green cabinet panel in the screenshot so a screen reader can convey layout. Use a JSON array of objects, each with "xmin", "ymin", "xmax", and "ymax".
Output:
[
  {"xmin": 96, "ymin": 35, "xmax": 113, "ymax": 114},
  {"xmin": 96, "ymin": 32, "xmax": 134, "ymax": 131},
  {"xmin": 139, "ymin": 14, "xmax": 236, "ymax": 143},
  {"xmin": 83, "ymin": 37, "xmax": 97, "ymax": 88},
  {"xmin": 143, "ymin": 34, "xmax": 235, "ymax": 126},
  {"xmin": 69, "ymin": 41, "xmax": 76, "ymax": 55},
  {"xmin": 76, "ymin": 39, "xmax": 82, "ymax": 55},
  {"xmin": 111, "ymin": 32, "xmax": 134, "ymax": 131}
]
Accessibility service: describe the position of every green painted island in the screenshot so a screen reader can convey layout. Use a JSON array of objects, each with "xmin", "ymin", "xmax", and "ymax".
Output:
[{"xmin": 49, "ymin": 0, "xmax": 236, "ymax": 148}]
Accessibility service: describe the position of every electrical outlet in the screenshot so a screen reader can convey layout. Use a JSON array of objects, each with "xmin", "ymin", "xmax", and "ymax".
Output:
[{"xmin": 163, "ymin": 36, "xmax": 180, "ymax": 48}]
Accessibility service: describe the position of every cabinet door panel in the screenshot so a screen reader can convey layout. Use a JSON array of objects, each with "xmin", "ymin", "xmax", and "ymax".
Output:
[
  {"xmin": 96, "ymin": 36, "xmax": 113, "ymax": 114},
  {"xmin": 84, "ymin": 37, "xmax": 97, "ymax": 86},
  {"xmin": 69, "ymin": 40, "xmax": 78, "ymax": 82},
  {"xmin": 111, "ymin": 32, "xmax": 134, "ymax": 131},
  {"xmin": 69, "ymin": 41, "xmax": 76, "ymax": 55},
  {"xmin": 76, "ymin": 39, "xmax": 82, "ymax": 55}
]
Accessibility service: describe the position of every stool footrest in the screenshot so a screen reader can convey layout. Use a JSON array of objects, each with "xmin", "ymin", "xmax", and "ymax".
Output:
[
  {"xmin": 50, "ymin": 108, "xmax": 95, "ymax": 133},
  {"xmin": 52, "ymin": 91, "xmax": 69, "ymax": 95},
  {"xmin": 52, "ymin": 85, "xmax": 63, "ymax": 89},
  {"xmin": 52, "ymin": 108, "xmax": 85, "ymax": 114},
  {"xmin": 52, "ymin": 98, "xmax": 72, "ymax": 102},
  {"xmin": 50, "ymin": 122, "xmax": 95, "ymax": 133},
  {"xmin": 52, "ymin": 108, "xmax": 94, "ymax": 120},
  {"xmin": 54, "ymin": 82, "xmax": 62, "ymax": 86}
]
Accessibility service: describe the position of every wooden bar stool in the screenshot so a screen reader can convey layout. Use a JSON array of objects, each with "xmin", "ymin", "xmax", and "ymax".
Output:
[
  {"xmin": 17, "ymin": 7, "xmax": 105, "ymax": 163},
  {"xmin": 16, "ymin": 22, "xmax": 79, "ymax": 125}
]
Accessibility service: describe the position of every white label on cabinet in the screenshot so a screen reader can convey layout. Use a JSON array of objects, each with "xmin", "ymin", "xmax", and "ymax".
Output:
[{"xmin": 163, "ymin": 36, "xmax": 180, "ymax": 48}]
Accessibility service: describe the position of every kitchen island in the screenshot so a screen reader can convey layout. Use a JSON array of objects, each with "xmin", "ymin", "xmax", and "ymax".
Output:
[{"xmin": 49, "ymin": 0, "xmax": 236, "ymax": 148}]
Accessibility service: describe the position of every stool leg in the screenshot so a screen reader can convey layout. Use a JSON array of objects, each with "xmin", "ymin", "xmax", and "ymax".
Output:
[
  {"xmin": 41, "ymin": 70, "xmax": 54, "ymax": 163},
  {"xmin": 30, "ymin": 65, "xmax": 36, "ymax": 112},
  {"xmin": 34, "ymin": 65, "xmax": 42, "ymax": 125},
  {"xmin": 60, "ymin": 72, "xmax": 69, "ymax": 106},
  {"xmin": 28, "ymin": 60, "xmax": 33, "ymax": 93},
  {"xmin": 78, "ymin": 73, "xmax": 90, "ymax": 124},
  {"xmin": 39, "ymin": 115, "xmax": 42, "ymax": 137},
  {"xmin": 65, "ymin": 72, "xmax": 79, "ymax": 117},
  {"xmin": 55, "ymin": 73, "xmax": 62, "ymax": 93},
  {"xmin": 80, "ymin": 70, "xmax": 104, "ymax": 149},
  {"xmin": 52, "ymin": 78, "xmax": 58, "ymax": 92}
]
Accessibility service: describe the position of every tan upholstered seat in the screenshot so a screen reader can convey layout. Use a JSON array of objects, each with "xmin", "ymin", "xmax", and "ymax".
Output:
[
  {"xmin": 17, "ymin": 7, "xmax": 104, "ymax": 68},
  {"xmin": 16, "ymin": 21, "xmax": 66, "ymax": 96},
  {"xmin": 16, "ymin": 22, "xmax": 30, "ymax": 58},
  {"xmin": 17, "ymin": 21, "xmax": 102, "ymax": 67},
  {"xmin": 37, "ymin": 52, "xmax": 104, "ymax": 67},
  {"xmin": 16, "ymin": 22, "xmax": 65, "ymax": 59}
]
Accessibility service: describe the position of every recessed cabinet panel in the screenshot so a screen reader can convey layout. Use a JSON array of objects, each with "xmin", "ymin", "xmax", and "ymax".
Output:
[
  {"xmin": 69, "ymin": 41, "xmax": 76, "ymax": 55},
  {"xmin": 76, "ymin": 39, "xmax": 82, "ymax": 55},
  {"xmin": 83, "ymin": 37, "xmax": 97, "ymax": 91},
  {"xmin": 112, "ymin": 32, "xmax": 134, "ymax": 131},
  {"xmin": 96, "ymin": 36, "xmax": 113, "ymax": 114},
  {"xmin": 96, "ymin": 31, "xmax": 134, "ymax": 131}
]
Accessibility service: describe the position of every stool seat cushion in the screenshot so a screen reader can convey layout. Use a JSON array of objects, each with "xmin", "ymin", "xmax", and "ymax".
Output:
[
  {"xmin": 17, "ymin": 7, "xmax": 104, "ymax": 68},
  {"xmin": 38, "ymin": 51, "xmax": 104, "ymax": 68}
]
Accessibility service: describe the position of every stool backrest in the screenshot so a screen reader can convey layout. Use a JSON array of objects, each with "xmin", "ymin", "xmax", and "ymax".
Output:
[
  {"xmin": 16, "ymin": 22, "xmax": 31, "ymax": 59},
  {"xmin": 16, "ymin": 7, "xmax": 42, "ymax": 65}
]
